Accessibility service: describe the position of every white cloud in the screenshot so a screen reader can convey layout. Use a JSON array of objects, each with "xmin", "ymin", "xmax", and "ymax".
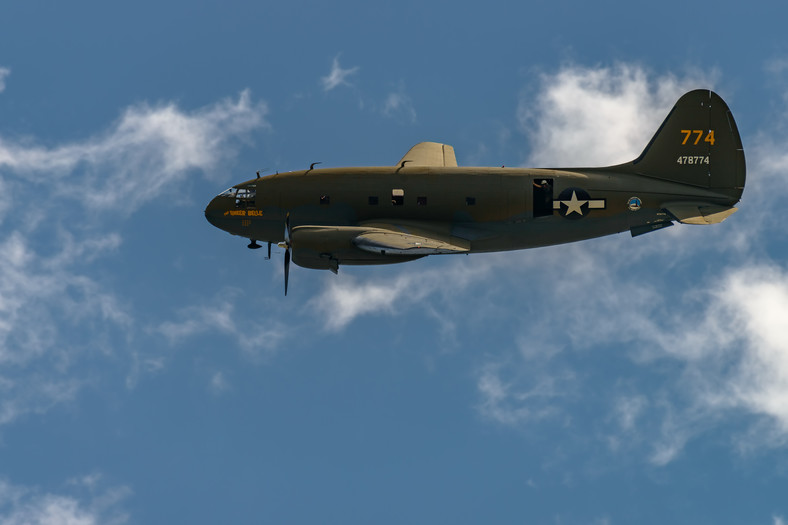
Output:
[
  {"xmin": 0, "ymin": 475, "xmax": 130, "ymax": 525},
  {"xmin": 124, "ymin": 353, "xmax": 166, "ymax": 390},
  {"xmin": 210, "ymin": 371, "xmax": 230, "ymax": 395},
  {"xmin": 0, "ymin": 67, "xmax": 9, "ymax": 93},
  {"xmin": 311, "ymin": 277, "xmax": 404, "ymax": 331},
  {"xmin": 0, "ymin": 89, "xmax": 268, "ymax": 424},
  {"xmin": 0, "ymin": 231, "xmax": 129, "ymax": 426},
  {"xmin": 465, "ymin": 234, "xmax": 788, "ymax": 464},
  {"xmin": 503, "ymin": 64, "xmax": 788, "ymax": 463},
  {"xmin": 0, "ymin": 90, "xmax": 268, "ymax": 212},
  {"xmin": 0, "ymin": 232, "xmax": 128, "ymax": 367},
  {"xmin": 476, "ymin": 361, "xmax": 573, "ymax": 426},
  {"xmin": 158, "ymin": 300, "xmax": 235, "ymax": 341},
  {"xmin": 303, "ymin": 63, "xmax": 788, "ymax": 466},
  {"xmin": 382, "ymin": 83, "xmax": 417, "ymax": 123},
  {"xmin": 732, "ymin": 135, "xmax": 788, "ymax": 249},
  {"xmin": 157, "ymin": 293, "xmax": 285, "ymax": 362},
  {"xmin": 765, "ymin": 58, "xmax": 788, "ymax": 77},
  {"xmin": 613, "ymin": 395, "xmax": 648, "ymax": 432},
  {"xmin": 518, "ymin": 63, "xmax": 714, "ymax": 167},
  {"xmin": 310, "ymin": 256, "xmax": 499, "ymax": 332},
  {"xmin": 693, "ymin": 266, "xmax": 788, "ymax": 437},
  {"xmin": 0, "ymin": 377, "xmax": 82, "ymax": 427},
  {"xmin": 469, "ymin": 247, "xmax": 788, "ymax": 464},
  {"xmin": 320, "ymin": 55, "xmax": 359, "ymax": 91}
]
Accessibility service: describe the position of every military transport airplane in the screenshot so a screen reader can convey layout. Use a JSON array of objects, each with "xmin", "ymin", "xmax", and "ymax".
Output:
[{"xmin": 205, "ymin": 89, "xmax": 745, "ymax": 295}]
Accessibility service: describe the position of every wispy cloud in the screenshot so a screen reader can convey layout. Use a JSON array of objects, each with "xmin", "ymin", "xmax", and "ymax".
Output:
[
  {"xmin": 310, "ymin": 256, "xmax": 499, "ymax": 332},
  {"xmin": 0, "ymin": 88, "xmax": 268, "ymax": 424},
  {"xmin": 210, "ymin": 371, "xmax": 230, "ymax": 395},
  {"xmin": 500, "ymin": 65, "xmax": 788, "ymax": 464},
  {"xmin": 0, "ymin": 232, "xmax": 128, "ymax": 367},
  {"xmin": 0, "ymin": 475, "xmax": 131, "ymax": 524},
  {"xmin": 518, "ymin": 63, "xmax": 714, "ymax": 167},
  {"xmin": 765, "ymin": 57, "xmax": 788, "ymax": 77},
  {"xmin": 0, "ymin": 89, "xmax": 268, "ymax": 212},
  {"xmin": 0, "ymin": 230, "xmax": 128, "ymax": 425},
  {"xmin": 476, "ymin": 361, "xmax": 573, "ymax": 426},
  {"xmin": 306, "ymin": 63, "xmax": 788, "ymax": 465},
  {"xmin": 158, "ymin": 292, "xmax": 285, "ymax": 362},
  {"xmin": 468, "ymin": 236, "xmax": 788, "ymax": 465},
  {"xmin": 689, "ymin": 266, "xmax": 788, "ymax": 442},
  {"xmin": 0, "ymin": 376, "xmax": 82, "ymax": 427},
  {"xmin": 124, "ymin": 353, "xmax": 166, "ymax": 390},
  {"xmin": 612, "ymin": 395, "xmax": 648, "ymax": 433},
  {"xmin": 382, "ymin": 82, "xmax": 417, "ymax": 123},
  {"xmin": 0, "ymin": 67, "xmax": 9, "ymax": 93},
  {"xmin": 320, "ymin": 55, "xmax": 359, "ymax": 91}
]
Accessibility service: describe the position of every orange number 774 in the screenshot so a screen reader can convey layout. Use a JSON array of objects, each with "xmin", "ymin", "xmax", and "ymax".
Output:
[{"xmin": 680, "ymin": 129, "xmax": 715, "ymax": 146}]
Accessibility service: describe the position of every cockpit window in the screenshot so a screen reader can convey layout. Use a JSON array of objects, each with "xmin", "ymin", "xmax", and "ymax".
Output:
[{"xmin": 219, "ymin": 186, "xmax": 257, "ymax": 208}]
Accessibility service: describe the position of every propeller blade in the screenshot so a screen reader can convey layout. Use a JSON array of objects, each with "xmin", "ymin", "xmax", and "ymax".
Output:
[
  {"xmin": 284, "ymin": 213, "xmax": 291, "ymax": 245},
  {"xmin": 284, "ymin": 247, "xmax": 290, "ymax": 296},
  {"xmin": 283, "ymin": 212, "xmax": 292, "ymax": 295}
]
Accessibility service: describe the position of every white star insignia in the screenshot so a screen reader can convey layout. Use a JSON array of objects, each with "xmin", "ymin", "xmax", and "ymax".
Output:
[
  {"xmin": 563, "ymin": 190, "xmax": 587, "ymax": 216},
  {"xmin": 552, "ymin": 189, "xmax": 606, "ymax": 217}
]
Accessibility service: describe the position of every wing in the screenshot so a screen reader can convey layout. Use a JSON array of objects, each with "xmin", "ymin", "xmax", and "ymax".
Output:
[
  {"xmin": 355, "ymin": 220, "xmax": 470, "ymax": 255},
  {"xmin": 354, "ymin": 230, "xmax": 468, "ymax": 255},
  {"xmin": 397, "ymin": 142, "xmax": 458, "ymax": 167},
  {"xmin": 289, "ymin": 221, "xmax": 469, "ymax": 270}
]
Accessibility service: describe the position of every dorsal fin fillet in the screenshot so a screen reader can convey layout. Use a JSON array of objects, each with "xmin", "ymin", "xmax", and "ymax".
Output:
[{"xmin": 397, "ymin": 142, "xmax": 458, "ymax": 167}]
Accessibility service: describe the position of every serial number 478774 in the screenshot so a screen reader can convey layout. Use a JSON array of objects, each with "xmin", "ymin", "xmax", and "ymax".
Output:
[{"xmin": 677, "ymin": 156, "xmax": 709, "ymax": 165}]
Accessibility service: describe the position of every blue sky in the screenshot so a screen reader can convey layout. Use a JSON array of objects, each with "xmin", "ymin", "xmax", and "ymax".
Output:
[{"xmin": 2, "ymin": 0, "xmax": 788, "ymax": 523}]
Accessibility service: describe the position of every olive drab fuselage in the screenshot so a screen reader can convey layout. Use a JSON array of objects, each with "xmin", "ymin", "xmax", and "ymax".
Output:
[{"xmin": 205, "ymin": 90, "xmax": 745, "ymax": 293}]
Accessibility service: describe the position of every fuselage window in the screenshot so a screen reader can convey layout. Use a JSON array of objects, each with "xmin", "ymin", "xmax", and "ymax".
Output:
[
  {"xmin": 368, "ymin": 196, "xmax": 379, "ymax": 205},
  {"xmin": 417, "ymin": 196, "xmax": 427, "ymax": 206},
  {"xmin": 392, "ymin": 189, "xmax": 404, "ymax": 206},
  {"xmin": 466, "ymin": 197, "xmax": 476, "ymax": 206},
  {"xmin": 234, "ymin": 187, "xmax": 256, "ymax": 209},
  {"xmin": 320, "ymin": 195, "xmax": 330, "ymax": 205},
  {"xmin": 533, "ymin": 178, "xmax": 554, "ymax": 217}
]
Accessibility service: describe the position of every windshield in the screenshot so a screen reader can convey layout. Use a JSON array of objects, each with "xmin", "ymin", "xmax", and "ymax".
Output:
[{"xmin": 218, "ymin": 186, "xmax": 256, "ymax": 208}]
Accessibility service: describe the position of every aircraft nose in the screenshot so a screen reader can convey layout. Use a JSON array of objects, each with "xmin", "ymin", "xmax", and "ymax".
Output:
[{"xmin": 204, "ymin": 196, "xmax": 227, "ymax": 230}]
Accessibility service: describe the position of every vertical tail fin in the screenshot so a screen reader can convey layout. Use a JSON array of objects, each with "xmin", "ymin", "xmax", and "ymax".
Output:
[{"xmin": 624, "ymin": 90, "xmax": 745, "ymax": 201}]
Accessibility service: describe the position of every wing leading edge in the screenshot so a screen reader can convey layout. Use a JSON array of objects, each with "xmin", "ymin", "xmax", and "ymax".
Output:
[
  {"xmin": 354, "ymin": 229, "xmax": 468, "ymax": 255},
  {"xmin": 288, "ymin": 221, "xmax": 470, "ymax": 270}
]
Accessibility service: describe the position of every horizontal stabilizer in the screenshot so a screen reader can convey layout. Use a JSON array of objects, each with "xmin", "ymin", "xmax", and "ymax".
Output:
[
  {"xmin": 663, "ymin": 202, "xmax": 738, "ymax": 225},
  {"xmin": 397, "ymin": 142, "xmax": 458, "ymax": 167}
]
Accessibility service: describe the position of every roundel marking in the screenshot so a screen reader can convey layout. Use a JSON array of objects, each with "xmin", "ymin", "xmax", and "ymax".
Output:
[{"xmin": 552, "ymin": 188, "xmax": 606, "ymax": 220}]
